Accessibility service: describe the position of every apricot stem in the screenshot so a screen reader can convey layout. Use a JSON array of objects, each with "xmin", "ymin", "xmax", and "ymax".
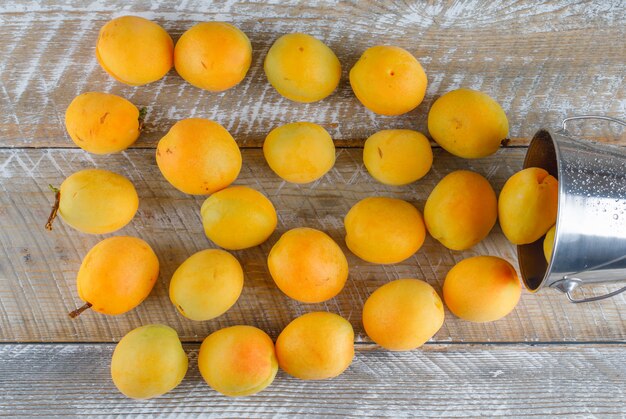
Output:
[
  {"xmin": 138, "ymin": 107, "xmax": 147, "ymax": 131},
  {"xmin": 45, "ymin": 184, "xmax": 61, "ymax": 231},
  {"xmin": 69, "ymin": 302, "xmax": 92, "ymax": 318}
]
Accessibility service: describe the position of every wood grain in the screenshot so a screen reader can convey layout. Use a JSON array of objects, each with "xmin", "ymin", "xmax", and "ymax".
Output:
[
  {"xmin": 0, "ymin": 0, "xmax": 624, "ymax": 148},
  {"xmin": 1, "ymin": 343, "xmax": 624, "ymax": 416},
  {"xmin": 1, "ymin": 148, "xmax": 624, "ymax": 343},
  {"xmin": 1, "ymin": 0, "xmax": 625, "ymax": 415}
]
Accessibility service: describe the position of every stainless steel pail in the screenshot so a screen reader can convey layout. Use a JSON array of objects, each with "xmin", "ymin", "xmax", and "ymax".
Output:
[{"xmin": 518, "ymin": 116, "xmax": 626, "ymax": 303}]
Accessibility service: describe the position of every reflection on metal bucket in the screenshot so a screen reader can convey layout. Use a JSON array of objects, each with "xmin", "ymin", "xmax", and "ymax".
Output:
[{"xmin": 518, "ymin": 116, "xmax": 626, "ymax": 303}]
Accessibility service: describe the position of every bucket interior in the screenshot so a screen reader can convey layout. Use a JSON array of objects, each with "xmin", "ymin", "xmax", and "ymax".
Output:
[{"xmin": 517, "ymin": 130, "xmax": 559, "ymax": 291}]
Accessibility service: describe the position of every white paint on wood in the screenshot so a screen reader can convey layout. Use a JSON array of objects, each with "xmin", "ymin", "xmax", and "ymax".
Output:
[
  {"xmin": 0, "ymin": 343, "xmax": 624, "ymax": 416},
  {"xmin": 0, "ymin": 0, "xmax": 625, "ymax": 414}
]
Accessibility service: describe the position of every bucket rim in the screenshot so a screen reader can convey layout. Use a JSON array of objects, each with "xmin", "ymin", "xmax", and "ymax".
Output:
[{"xmin": 518, "ymin": 128, "xmax": 563, "ymax": 292}]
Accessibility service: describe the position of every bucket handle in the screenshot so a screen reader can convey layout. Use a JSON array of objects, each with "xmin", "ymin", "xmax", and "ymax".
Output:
[
  {"xmin": 562, "ymin": 115, "xmax": 626, "ymax": 130},
  {"xmin": 558, "ymin": 255, "xmax": 626, "ymax": 303},
  {"xmin": 565, "ymin": 283, "xmax": 626, "ymax": 304}
]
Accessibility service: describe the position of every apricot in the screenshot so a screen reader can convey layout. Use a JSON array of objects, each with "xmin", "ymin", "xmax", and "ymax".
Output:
[
  {"xmin": 264, "ymin": 33, "xmax": 341, "ymax": 103},
  {"xmin": 344, "ymin": 197, "xmax": 425, "ymax": 264},
  {"xmin": 156, "ymin": 118, "xmax": 241, "ymax": 195},
  {"xmin": 201, "ymin": 186, "xmax": 277, "ymax": 250},
  {"xmin": 111, "ymin": 324, "xmax": 188, "ymax": 399},
  {"xmin": 198, "ymin": 325, "xmax": 278, "ymax": 396},
  {"xmin": 428, "ymin": 88, "xmax": 509, "ymax": 159},
  {"xmin": 362, "ymin": 279, "xmax": 444, "ymax": 351},
  {"xmin": 443, "ymin": 256, "xmax": 521, "ymax": 323},
  {"xmin": 175, "ymin": 22, "xmax": 252, "ymax": 91},
  {"xmin": 263, "ymin": 122, "xmax": 335, "ymax": 183},
  {"xmin": 96, "ymin": 16, "xmax": 173, "ymax": 85},
  {"xmin": 268, "ymin": 228, "xmax": 348, "ymax": 303},
  {"xmin": 498, "ymin": 167, "xmax": 559, "ymax": 245},
  {"xmin": 47, "ymin": 169, "xmax": 138, "ymax": 234},
  {"xmin": 424, "ymin": 170, "xmax": 497, "ymax": 251},
  {"xmin": 169, "ymin": 249, "xmax": 243, "ymax": 321},
  {"xmin": 544, "ymin": 225, "xmax": 556, "ymax": 263},
  {"xmin": 65, "ymin": 92, "xmax": 141, "ymax": 154},
  {"xmin": 276, "ymin": 312, "xmax": 354, "ymax": 380},
  {"xmin": 363, "ymin": 129, "xmax": 433, "ymax": 185},
  {"xmin": 349, "ymin": 45, "xmax": 427, "ymax": 115},
  {"xmin": 73, "ymin": 236, "xmax": 159, "ymax": 317}
]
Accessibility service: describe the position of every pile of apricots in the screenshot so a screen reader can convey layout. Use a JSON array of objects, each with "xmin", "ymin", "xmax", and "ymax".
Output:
[{"xmin": 48, "ymin": 16, "xmax": 560, "ymax": 399}]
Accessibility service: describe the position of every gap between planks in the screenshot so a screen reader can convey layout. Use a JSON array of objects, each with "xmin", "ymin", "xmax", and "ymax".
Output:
[
  {"xmin": 0, "ymin": 341, "xmax": 625, "ymax": 347},
  {"xmin": 0, "ymin": 143, "xmax": 536, "ymax": 150}
]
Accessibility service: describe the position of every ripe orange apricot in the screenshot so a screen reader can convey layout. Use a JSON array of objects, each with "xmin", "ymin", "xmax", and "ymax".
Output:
[
  {"xmin": 201, "ymin": 186, "xmax": 277, "ymax": 250},
  {"xmin": 349, "ymin": 45, "xmax": 427, "ymax": 115},
  {"xmin": 363, "ymin": 129, "xmax": 433, "ymax": 185},
  {"xmin": 96, "ymin": 16, "xmax": 173, "ymax": 85},
  {"xmin": 424, "ymin": 170, "xmax": 497, "ymax": 251},
  {"xmin": 268, "ymin": 228, "xmax": 348, "ymax": 303},
  {"xmin": 498, "ymin": 167, "xmax": 558, "ymax": 245},
  {"xmin": 344, "ymin": 197, "xmax": 426, "ymax": 264},
  {"xmin": 362, "ymin": 279, "xmax": 444, "ymax": 351},
  {"xmin": 156, "ymin": 118, "xmax": 242, "ymax": 195},
  {"xmin": 264, "ymin": 33, "xmax": 341, "ymax": 102},
  {"xmin": 263, "ymin": 122, "xmax": 335, "ymax": 184},
  {"xmin": 175, "ymin": 22, "xmax": 252, "ymax": 91},
  {"xmin": 111, "ymin": 324, "xmax": 188, "ymax": 400},
  {"xmin": 65, "ymin": 92, "xmax": 141, "ymax": 154},
  {"xmin": 428, "ymin": 88, "xmax": 509, "ymax": 158},
  {"xmin": 169, "ymin": 249, "xmax": 244, "ymax": 321},
  {"xmin": 198, "ymin": 325, "xmax": 278, "ymax": 397},
  {"xmin": 276, "ymin": 312, "xmax": 354, "ymax": 380},
  {"xmin": 47, "ymin": 169, "xmax": 138, "ymax": 235},
  {"xmin": 443, "ymin": 256, "xmax": 521, "ymax": 323},
  {"xmin": 72, "ymin": 236, "xmax": 159, "ymax": 317},
  {"xmin": 544, "ymin": 225, "xmax": 556, "ymax": 263}
]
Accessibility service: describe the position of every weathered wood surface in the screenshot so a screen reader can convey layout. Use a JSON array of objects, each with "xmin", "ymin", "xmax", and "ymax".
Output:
[
  {"xmin": 1, "ymin": 0, "xmax": 625, "ymax": 416},
  {"xmin": 1, "ymin": 343, "xmax": 624, "ymax": 417},
  {"xmin": 0, "ymin": 0, "xmax": 625, "ymax": 148},
  {"xmin": 1, "ymin": 148, "xmax": 625, "ymax": 343}
]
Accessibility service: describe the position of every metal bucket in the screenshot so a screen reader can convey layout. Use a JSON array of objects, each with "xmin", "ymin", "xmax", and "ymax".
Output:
[{"xmin": 518, "ymin": 115, "xmax": 626, "ymax": 303}]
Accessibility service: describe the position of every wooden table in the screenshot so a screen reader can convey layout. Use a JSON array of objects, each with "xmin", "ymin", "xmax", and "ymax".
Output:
[{"xmin": 1, "ymin": 1, "xmax": 625, "ymax": 416}]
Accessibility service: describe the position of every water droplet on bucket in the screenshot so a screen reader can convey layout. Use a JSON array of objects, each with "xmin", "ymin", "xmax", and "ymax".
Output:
[{"xmin": 613, "ymin": 214, "xmax": 619, "ymax": 220}]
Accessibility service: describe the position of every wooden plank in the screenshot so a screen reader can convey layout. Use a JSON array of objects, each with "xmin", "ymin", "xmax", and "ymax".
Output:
[
  {"xmin": 1, "ymin": 148, "xmax": 624, "ymax": 343},
  {"xmin": 0, "ymin": 343, "xmax": 624, "ymax": 416},
  {"xmin": 0, "ymin": 0, "xmax": 624, "ymax": 148}
]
